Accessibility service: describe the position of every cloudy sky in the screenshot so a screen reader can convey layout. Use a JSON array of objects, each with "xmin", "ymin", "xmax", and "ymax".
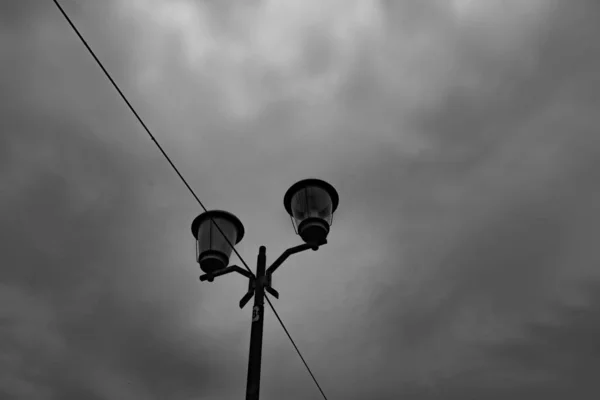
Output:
[{"xmin": 2, "ymin": 0, "xmax": 600, "ymax": 398}]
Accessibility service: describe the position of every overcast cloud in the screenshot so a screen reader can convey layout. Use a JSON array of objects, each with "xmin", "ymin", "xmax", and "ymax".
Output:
[{"xmin": 2, "ymin": 0, "xmax": 600, "ymax": 399}]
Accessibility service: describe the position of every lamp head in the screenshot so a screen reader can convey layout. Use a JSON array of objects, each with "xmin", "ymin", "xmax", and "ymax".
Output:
[
  {"xmin": 191, "ymin": 210, "xmax": 245, "ymax": 274},
  {"xmin": 283, "ymin": 179, "xmax": 339, "ymax": 244}
]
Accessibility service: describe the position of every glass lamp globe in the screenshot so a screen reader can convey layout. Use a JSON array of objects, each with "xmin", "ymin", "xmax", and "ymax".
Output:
[
  {"xmin": 191, "ymin": 210, "xmax": 245, "ymax": 274},
  {"xmin": 283, "ymin": 179, "xmax": 339, "ymax": 244}
]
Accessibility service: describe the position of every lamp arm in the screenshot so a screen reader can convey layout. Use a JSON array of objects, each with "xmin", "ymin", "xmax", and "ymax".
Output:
[
  {"xmin": 199, "ymin": 264, "xmax": 255, "ymax": 282},
  {"xmin": 266, "ymin": 239, "xmax": 327, "ymax": 277},
  {"xmin": 230, "ymin": 265, "xmax": 255, "ymax": 279}
]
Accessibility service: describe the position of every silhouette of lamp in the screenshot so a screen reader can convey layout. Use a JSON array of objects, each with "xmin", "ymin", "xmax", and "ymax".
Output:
[
  {"xmin": 191, "ymin": 210, "xmax": 245, "ymax": 278},
  {"xmin": 283, "ymin": 178, "xmax": 339, "ymax": 247}
]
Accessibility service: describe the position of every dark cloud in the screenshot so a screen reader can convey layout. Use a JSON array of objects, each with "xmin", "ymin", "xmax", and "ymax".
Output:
[
  {"xmin": 1, "ymin": 1, "xmax": 237, "ymax": 399},
  {"xmin": 0, "ymin": 108, "xmax": 230, "ymax": 398},
  {"xmin": 3, "ymin": 0, "xmax": 600, "ymax": 399},
  {"xmin": 484, "ymin": 283, "xmax": 600, "ymax": 398},
  {"xmin": 356, "ymin": 1, "xmax": 600, "ymax": 397}
]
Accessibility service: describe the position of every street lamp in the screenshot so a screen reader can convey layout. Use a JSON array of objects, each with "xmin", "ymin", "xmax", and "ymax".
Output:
[
  {"xmin": 191, "ymin": 178, "xmax": 339, "ymax": 400},
  {"xmin": 284, "ymin": 178, "xmax": 339, "ymax": 246},
  {"xmin": 191, "ymin": 210, "xmax": 245, "ymax": 276}
]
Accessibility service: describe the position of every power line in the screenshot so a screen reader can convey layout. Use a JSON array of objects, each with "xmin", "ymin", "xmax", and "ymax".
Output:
[
  {"xmin": 265, "ymin": 294, "xmax": 329, "ymax": 400},
  {"xmin": 50, "ymin": 0, "xmax": 253, "ymax": 277},
  {"xmin": 52, "ymin": 2, "xmax": 330, "ymax": 399}
]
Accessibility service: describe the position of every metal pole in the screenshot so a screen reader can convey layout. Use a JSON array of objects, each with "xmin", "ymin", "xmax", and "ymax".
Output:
[{"xmin": 246, "ymin": 246, "xmax": 266, "ymax": 400}]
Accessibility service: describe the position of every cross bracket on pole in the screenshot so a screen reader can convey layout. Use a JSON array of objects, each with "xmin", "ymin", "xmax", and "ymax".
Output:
[
  {"xmin": 239, "ymin": 277, "xmax": 255, "ymax": 309},
  {"xmin": 239, "ymin": 273, "xmax": 280, "ymax": 309}
]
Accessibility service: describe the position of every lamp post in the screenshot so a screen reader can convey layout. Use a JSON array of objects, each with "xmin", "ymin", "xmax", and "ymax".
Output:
[{"xmin": 191, "ymin": 179, "xmax": 339, "ymax": 400}]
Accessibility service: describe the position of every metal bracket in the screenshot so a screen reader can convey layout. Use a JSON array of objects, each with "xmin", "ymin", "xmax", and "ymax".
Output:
[
  {"xmin": 200, "ymin": 265, "xmax": 255, "ymax": 282},
  {"xmin": 265, "ymin": 273, "xmax": 279, "ymax": 299},
  {"xmin": 239, "ymin": 277, "xmax": 256, "ymax": 309},
  {"xmin": 238, "ymin": 273, "xmax": 280, "ymax": 308}
]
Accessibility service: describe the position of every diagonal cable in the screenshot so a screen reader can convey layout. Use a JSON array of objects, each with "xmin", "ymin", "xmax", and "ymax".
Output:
[
  {"xmin": 51, "ymin": 0, "xmax": 254, "ymax": 277},
  {"xmin": 265, "ymin": 294, "xmax": 329, "ymax": 400}
]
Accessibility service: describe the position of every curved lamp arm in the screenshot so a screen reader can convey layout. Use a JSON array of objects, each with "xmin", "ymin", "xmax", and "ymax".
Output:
[
  {"xmin": 200, "ymin": 265, "xmax": 255, "ymax": 282},
  {"xmin": 266, "ymin": 239, "xmax": 327, "ymax": 278}
]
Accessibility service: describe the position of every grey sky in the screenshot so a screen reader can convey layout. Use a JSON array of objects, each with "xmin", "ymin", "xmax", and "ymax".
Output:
[{"xmin": 2, "ymin": 0, "xmax": 600, "ymax": 399}]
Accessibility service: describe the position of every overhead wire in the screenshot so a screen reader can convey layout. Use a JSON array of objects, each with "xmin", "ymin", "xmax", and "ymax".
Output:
[
  {"xmin": 51, "ymin": 2, "xmax": 330, "ymax": 399},
  {"xmin": 51, "ymin": 0, "xmax": 254, "ymax": 277},
  {"xmin": 265, "ymin": 294, "xmax": 329, "ymax": 400}
]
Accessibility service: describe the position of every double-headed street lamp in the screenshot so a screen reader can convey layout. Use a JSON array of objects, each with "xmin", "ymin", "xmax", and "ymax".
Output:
[{"xmin": 191, "ymin": 179, "xmax": 339, "ymax": 400}]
